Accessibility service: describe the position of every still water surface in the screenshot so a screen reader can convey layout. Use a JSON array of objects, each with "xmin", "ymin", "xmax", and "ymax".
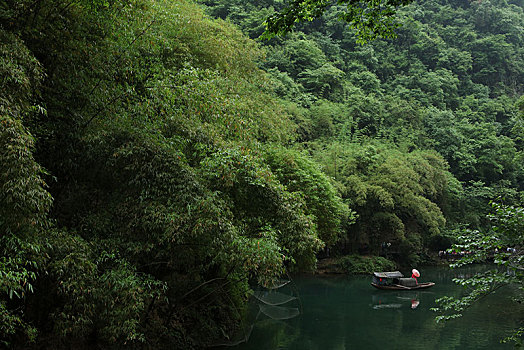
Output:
[{"xmin": 228, "ymin": 265, "xmax": 522, "ymax": 349}]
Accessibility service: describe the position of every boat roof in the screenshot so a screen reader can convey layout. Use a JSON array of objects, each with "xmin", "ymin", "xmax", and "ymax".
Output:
[{"xmin": 373, "ymin": 271, "xmax": 404, "ymax": 278}]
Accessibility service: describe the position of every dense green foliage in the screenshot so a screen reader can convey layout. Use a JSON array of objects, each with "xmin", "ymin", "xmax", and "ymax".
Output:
[
  {"xmin": 0, "ymin": 0, "xmax": 343, "ymax": 347},
  {"xmin": 337, "ymin": 254, "xmax": 396, "ymax": 274},
  {"xmin": 312, "ymin": 143, "xmax": 451, "ymax": 264},
  {"xmin": 1, "ymin": 0, "xmax": 522, "ymax": 347},
  {"xmin": 201, "ymin": 0, "xmax": 523, "ymax": 243}
]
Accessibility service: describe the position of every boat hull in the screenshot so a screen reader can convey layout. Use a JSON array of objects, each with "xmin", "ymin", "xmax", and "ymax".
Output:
[{"xmin": 371, "ymin": 282, "xmax": 435, "ymax": 290}]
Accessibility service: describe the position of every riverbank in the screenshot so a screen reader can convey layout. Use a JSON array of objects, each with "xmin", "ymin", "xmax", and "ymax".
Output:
[
  {"xmin": 314, "ymin": 251, "xmax": 455, "ymax": 275},
  {"xmin": 315, "ymin": 255, "xmax": 397, "ymax": 275}
]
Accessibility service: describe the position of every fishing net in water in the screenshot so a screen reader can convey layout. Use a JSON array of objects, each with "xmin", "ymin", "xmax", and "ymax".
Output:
[
  {"xmin": 253, "ymin": 290, "xmax": 297, "ymax": 306},
  {"xmin": 211, "ymin": 276, "xmax": 299, "ymax": 346},
  {"xmin": 259, "ymin": 303, "xmax": 300, "ymax": 320}
]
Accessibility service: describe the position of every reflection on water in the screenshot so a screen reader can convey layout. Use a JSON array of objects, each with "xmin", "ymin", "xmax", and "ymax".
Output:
[
  {"xmin": 371, "ymin": 292, "xmax": 421, "ymax": 310},
  {"xmin": 224, "ymin": 265, "xmax": 523, "ymax": 350}
]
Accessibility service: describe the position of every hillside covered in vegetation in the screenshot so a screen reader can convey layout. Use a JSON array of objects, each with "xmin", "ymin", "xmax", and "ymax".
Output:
[
  {"xmin": 201, "ymin": 0, "xmax": 524, "ymax": 256},
  {"xmin": 1, "ymin": 0, "xmax": 522, "ymax": 348}
]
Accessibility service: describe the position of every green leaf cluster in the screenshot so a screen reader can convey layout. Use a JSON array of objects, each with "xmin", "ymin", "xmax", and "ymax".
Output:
[
  {"xmin": 433, "ymin": 202, "xmax": 523, "ymax": 345},
  {"xmin": 262, "ymin": 0, "xmax": 412, "ymax": 43}
]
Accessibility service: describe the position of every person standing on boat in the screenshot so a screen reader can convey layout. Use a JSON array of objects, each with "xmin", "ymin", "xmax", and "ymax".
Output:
[{"xmin": 411, "ymin": 269, "xmax": 420, "ymax": 285}]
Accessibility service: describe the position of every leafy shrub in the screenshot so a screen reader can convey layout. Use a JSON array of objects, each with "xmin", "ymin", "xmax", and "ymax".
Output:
[{"xmin": 338, "ymin": 254, "xmax": 396, "ymax": 274}]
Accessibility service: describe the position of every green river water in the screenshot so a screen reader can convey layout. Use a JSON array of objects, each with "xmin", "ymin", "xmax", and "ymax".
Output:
[{"xmin": 225, "ymin": 265, "xmax": 523, "ymax": 350}]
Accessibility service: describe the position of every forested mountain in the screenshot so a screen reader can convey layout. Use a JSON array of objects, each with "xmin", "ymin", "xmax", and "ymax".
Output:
[
  {"xmin": 202, "ymin": 0, "xmax": 524, "ymax": 254},
  {"xmin": 0, "ymin": 0, "xmax": 522, "ymax": 348}
]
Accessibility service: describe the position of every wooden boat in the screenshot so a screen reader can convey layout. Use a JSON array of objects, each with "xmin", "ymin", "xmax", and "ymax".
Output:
[
  {"xmin": 371, "ymin": 271, "xmax": 435, "ymax": 290},
  {"xmin": 371, "ymin": 282, "xmax": 435, "ymax": 290}
]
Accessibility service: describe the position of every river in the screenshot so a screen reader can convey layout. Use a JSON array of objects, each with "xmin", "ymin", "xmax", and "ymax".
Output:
[{"xmin": 224, "ymin": 265, "xmax": 522, "ymax": 349}]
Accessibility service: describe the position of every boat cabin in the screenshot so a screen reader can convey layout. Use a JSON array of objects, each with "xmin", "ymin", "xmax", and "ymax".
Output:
[{"xmin": 372, "ymin": 271, "xmax": 403, "ymax": 286}]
